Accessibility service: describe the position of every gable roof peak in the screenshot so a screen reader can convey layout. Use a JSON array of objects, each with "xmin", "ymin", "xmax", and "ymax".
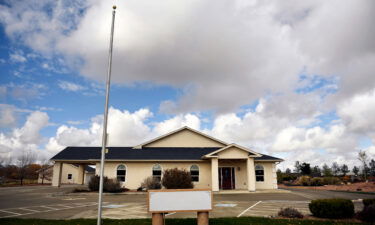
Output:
[{"xmin": 133, "ymin": 126, "xmax": 228, "ymax": 149}]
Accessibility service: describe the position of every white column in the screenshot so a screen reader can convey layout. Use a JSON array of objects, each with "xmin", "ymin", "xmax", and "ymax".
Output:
[
  {"xmin": 272, "ymin": 163, "xmax": 278, "ymax": 189},
  {"xmin": 77, "ymin": 164, "xmax": 85, "ymax": 185},
  {"xmin": 247, "ymin": 158, "xmax": 256, "ymax": 191},
  {"xmin": 52, "ymin": 162, "xmax": 63, "ymax": 187},
  {"xmin": 211, "ymin": 158, "xmax": 219, "ymax": 192}
]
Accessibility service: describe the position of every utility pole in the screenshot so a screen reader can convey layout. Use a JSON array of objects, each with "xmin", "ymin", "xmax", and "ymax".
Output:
[{"xmin": 97, "ymin": 5, "xmax": 116, "ymax": 225}]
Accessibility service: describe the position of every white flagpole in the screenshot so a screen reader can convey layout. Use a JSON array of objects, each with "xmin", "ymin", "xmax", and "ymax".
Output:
[{"xmin": 97, "ymin": 5, "xmax": 116, "ymax": 225}]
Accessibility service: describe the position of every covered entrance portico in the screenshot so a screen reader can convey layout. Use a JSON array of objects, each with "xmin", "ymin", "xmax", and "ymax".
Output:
[
  {"xmin": 206, "ymin": 144, "xmax": 261, "ymax": 192},
  {"xmin": 52, "ymin": 161, "xmax": 95, "ymax": 187}
]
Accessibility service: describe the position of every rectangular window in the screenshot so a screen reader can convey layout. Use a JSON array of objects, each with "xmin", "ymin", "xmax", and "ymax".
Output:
[
  {"xmin": 68, "ymin": 174, "xmax": 72, "ymax": 180},
  {"xmin": 255, "ymin": 170, "xmax": 264, "ymax": 182},
  {"xmin": 153, "ymin": 170, "xmax": 162, "ymax": 181},
  {"xmin": 117, "ymin": 170, "xmax": 126, "ymax": 182},
  {"xmin": 191, "ymin": 170, "xmax": 199, "ymax": 182}
]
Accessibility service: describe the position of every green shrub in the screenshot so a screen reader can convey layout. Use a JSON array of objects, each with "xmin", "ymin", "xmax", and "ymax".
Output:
[
  {"xmin": 161, "ymin": 168, "xmax": 193, "ymax": 189},
  {"xmin": 278, "ymin": 207, "xmax": 303, "ymax": 218},
  {"xmin": 296, "ymin": 176, "xmax": 311, "ymax": 186},
  {"xmin": 357, "ymin": 204, "xmax": 375, "ymax": 222},
  {"xmin": 310, "ymin": 177, "xmax": 324, "ymax": 186},
  {"xmin": 309, "ymin": 199, "xmax": 354, "ymax": 219},
  {"xmin": 322, "ymin": 177, "xmax": 340, "ymax": 185},
  {"xmin": 363, "ymin": 198, "xmax": 375, "ymax": 207},
  {"xmin": 141, "ymin": 176, "xmax": 161, "ymax": 190}
]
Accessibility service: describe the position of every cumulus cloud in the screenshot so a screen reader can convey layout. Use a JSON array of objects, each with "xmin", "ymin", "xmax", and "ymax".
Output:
[
  {"xmin": 1, "ymin": 0, "xmax": 375, "ymax": 170},
  {"xmin": 0, "ymin": 111, "xmax": 49, "ymax": 159},
  {"xmin": 1, "ymin": 0, "xmax": 374, "ymax": 113}
]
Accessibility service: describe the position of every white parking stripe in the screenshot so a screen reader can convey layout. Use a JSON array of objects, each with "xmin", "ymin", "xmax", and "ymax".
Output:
[
  {"xmin": 40, "ymin": 206, "xmax": 59, "ymax": 210},
  {"xmin": 237, "ymin": 201, "xmax": 262, "ymax": 217},
  {"xmin": 19, "ymin": 208, "xmax": 40, "ymax": 212},
  {"xmin": 0, "ymin": 209, "xmax": 22, "ymax": 215}
]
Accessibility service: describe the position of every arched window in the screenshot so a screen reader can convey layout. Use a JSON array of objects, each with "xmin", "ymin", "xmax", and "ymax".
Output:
[
  {"xmin": 117, "ymin": 164, "xmax": 126, "ymax": 182},
  {"xmin": 152, "ymin": 164, "xmax": 162, "ymax": 181},
  {"xmin": 255, "ymin": 165, "xmax": 264, "ymax": 182},
  {"xmin": 190, "ymin": 165, "xmax": 199, "ymax": 182}
]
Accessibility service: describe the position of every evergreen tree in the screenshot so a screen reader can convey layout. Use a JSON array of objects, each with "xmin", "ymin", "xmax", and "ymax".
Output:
[
  {"xmin": 331, "ymin": 162, "xmax": 340, "ymax": 176},
  {"xmin": 352, "ymin": 166, "xmax": 360, "ymax": 176},
  {"xmin": 300, "ymin": 162, "xmax": 311, "ymax": 175},
  {"xmin": 322, "ymin": 164, "xmax": 332, "ymax": 177},
  {"xmin": 285, "ymin": 168, "xmax": 291, "ymax": 174},
  {"xmin": 370, "ymin": 159, "xmax": 375, "ymax": 177},
  {"xmin": 340, "ymin": 164, "xmax": 349, "ymax": 176},
  {"xmin": 311, "ymin": 166, "xmax": 321, "ymax": 176}
]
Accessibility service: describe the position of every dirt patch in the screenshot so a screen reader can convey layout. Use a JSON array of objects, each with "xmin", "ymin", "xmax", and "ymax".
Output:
[{"xmin": 279, "ymin": 182, "xmax": 375, "ymax": 192}]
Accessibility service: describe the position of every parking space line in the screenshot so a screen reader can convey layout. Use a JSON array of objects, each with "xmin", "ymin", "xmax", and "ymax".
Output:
[
  {"xmin": 40, "ymin": 206, "xmax": 59, "ymax": 210},
  {"xmin": 19, "ymin": 208, "xmax": 40, "ymax": 212},
  {"xmin": 237, "ymin": 201, "xmax": 262, "ymax": 217},
  {"xmin": 56, "ymin": 204, "xmax": 74, "ymax": 208},
  {"xmin": 0, "ymin": 209, "xmax": 22, "ymax": 215}
]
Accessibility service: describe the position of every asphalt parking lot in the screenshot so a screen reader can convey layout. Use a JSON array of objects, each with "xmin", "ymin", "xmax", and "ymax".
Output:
[{"xmin": 0, "ymin": 185, "xmax": 372, "ymax": 219}]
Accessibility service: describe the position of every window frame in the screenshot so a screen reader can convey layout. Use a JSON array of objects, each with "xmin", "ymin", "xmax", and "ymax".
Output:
[
  {"xmin": 190, "ymin": 164, "xmax": 199, "ymax": 182},
  {"xmin": 255, "ymin": 164, "xmax": 264, "ymax": 182},
  {"xmin": 67, "ymin": 174, "xmax": 72, "ymax": 180},
  {"xmin": 116, "ymin": 164, "xmax": 127, "ymax": 182},
  {"xmin": 152, "ymin": 164, "xmax": 162, "ymax": 181}
]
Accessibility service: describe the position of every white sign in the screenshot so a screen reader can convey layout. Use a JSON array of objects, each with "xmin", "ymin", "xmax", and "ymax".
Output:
[{"xmin": 148, "ymin": 189, "xmax": 212, "ymax": 213}]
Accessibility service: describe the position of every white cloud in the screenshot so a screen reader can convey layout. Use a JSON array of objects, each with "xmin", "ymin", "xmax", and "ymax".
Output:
[
  {"xmin": 153, "ymin": 114, "xmax": 201, "ymax": 136},
  {"xmin": 337, "ymin": 88, "xmax": 375, "ymax": 134},
  {"xmin": 0, "ymin": 104, "xmax": 17, "ymax": 127},
  {"xmin": 0, "ymin": 111, "xmax": 49, "ymax": 159},
  {"xmin": 0, "ymin": 0, "xmax": 370, "ymax": 114},
  {"xmin": 58, "ymin": 80, "xmax": 86, "ymax": 92},
  {"xmin": 0, "ymin": 83, "xmax": 47, "ymax": 102},
  {"xmin": 10, "ymin": 51, "xmax": 27, "ymax": 63}
]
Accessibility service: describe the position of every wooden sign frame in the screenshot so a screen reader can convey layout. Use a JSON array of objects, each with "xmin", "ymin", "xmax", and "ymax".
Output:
[{"xmin": 147, "ymin": 189, "xmax": 213, "ymax": 213}]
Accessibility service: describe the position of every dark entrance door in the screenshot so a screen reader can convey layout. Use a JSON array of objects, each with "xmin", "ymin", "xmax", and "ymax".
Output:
[{"xmin": 219, "ymin": 167, "xmax": 235, "ymax": 190}]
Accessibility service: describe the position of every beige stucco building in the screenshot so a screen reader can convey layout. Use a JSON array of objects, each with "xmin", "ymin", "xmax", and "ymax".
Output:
[
  {"xmin": 51, "ymin": 127, "xmax": 282, "ymax": 191},
  {"xmin": 39, "ymin": 164, "xmax": 95, "ymax": 185}
]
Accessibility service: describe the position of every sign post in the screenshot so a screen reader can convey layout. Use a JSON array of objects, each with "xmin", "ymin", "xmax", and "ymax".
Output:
[{"xmin": 148, "ymin": 189, "xmax": 212, "ymax": 225}]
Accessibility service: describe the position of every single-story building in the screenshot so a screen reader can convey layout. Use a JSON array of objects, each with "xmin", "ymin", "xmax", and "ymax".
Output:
[
  {"xmin": 38, "ymin": 164, "xmax": 95, "ymax": 185},
  {"xmin": 51, "ymin": 126, "xmax": 282, "ymax": 191}
]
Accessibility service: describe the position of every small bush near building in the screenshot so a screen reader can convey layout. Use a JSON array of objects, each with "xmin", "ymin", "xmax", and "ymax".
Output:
[
  {"xmin": 362, "ymin": 198, "xmax": 375, "ymax": 207},
  {"xmin": 162, "ymin": 168, "xmax": 193, "ymax": 189},
  {"xmin": 356, "ymin": 204, "xmax": 375, "ymax": 223},
  {"xmin": 141, "ymin": 176, "xmax": 161, "ymax": 190},
  {"xmin": 278, "ymin": 207, "xmax": 303, "ymax": 218},
  {"xmin": 88, "ymin": 175, "xmax": 124, "ymax": 192},
  {"xmin": 89, "ymin": 175, "xmax": 106, "ymax": 191},
  {"xmin": 104, "ymin": 179, "xmax": 123, "ymax": 193},
  {"xmin": 309, "ymin": 199, "xmax": 354, "ymax": 219}
]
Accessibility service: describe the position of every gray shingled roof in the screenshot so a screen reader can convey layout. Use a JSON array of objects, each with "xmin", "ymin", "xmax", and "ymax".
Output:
[
  {"xmin": 51, "ymin": 147, "xmax": 282, "ymax": 161},
  {"xmin": 254, "ymin": 154, "xmax": 283, "ymax": 161},
  {"xmin": 51, "ymin": 147, "xmax": 221, "ymax": 161}
]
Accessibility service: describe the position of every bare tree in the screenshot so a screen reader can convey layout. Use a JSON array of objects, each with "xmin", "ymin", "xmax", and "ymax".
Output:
[
  {"xmin": 39, "ymin": 160, "xmax": 53, "ymax": 184},
  {"xmin": 16, "ymin": 151, "xmax": 36, "ymax": 185},
  {"xmin": 358, "ymin": 150, "xmax": 368, "ymax": 181}
]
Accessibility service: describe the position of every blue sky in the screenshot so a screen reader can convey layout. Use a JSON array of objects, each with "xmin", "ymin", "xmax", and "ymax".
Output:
[{"xmin": 1, "ymin": 0, "xmax": 375, "ymax": 170}]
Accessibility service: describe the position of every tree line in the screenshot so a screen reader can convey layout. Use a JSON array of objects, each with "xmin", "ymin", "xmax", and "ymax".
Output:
[
  {"xmin": 279, "ymin": 150, "xmax": 375, "ymax": 180},
  {"xmin": 0, "ymin": 151, "xmax": 52, "ymax": 185}
]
